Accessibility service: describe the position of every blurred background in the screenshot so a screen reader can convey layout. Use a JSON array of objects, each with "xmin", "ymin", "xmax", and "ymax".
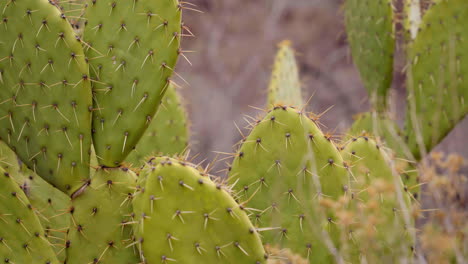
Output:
[{"xmin": 175, "ymin": 0, "xmax": 468, "ymax": 170}]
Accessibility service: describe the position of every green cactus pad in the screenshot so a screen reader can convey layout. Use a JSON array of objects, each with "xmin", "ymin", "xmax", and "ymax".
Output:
[
  {"xmin": 0, "ymin": 140, "xmax": 71, "ymax": 262},
  {"xmin": 133, "ymin": 157, "xmax": 266, "ymax": 264},
  {"xmin": 0, "ymin": 167, "xmax": 59, "ymax": 264},
  {"xmin": 405, "ymin": 0, "xmax": 468, "ymax": 159},
  {"xmin": 267, "ymin": 41, "xmax": 303, "ymax": 107},
  {"xmin": 0, "ymin": 0, "xmax": 93, "ymax": 194},
  {"xmin": 66, "ymin": 168, "xmax": 139, "ymax": 264},
  {"xmin": 125, "ymin": 84, "xmax": 189, "ymax": 167},
  {"xmin": 228, "ymin": 106, "xmax": 349, "ymax": 262},
  {"xmin": 83, "ymin": 0, "xmax": 182, "ymax": 167},
  {"xmin": 348, "ymin": 113, "xmax": 419, "ymax": 195},
  {"xmin": 341, "ymin": 137, "xmax": 413, "ymax": 262},
  {"xmin": 344, "ymin": 0, "xmax": 395, "ymax": 111}
]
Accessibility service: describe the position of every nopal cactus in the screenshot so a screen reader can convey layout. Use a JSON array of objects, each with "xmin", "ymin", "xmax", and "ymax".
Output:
[
  {"xmin": 133, "ymin": 157, "xmax": 266, "ymax": 263},
  {"xmin": 0, "ymin": 0, "xmax": 467, "ymax": 263},
  {"xmin": 0, "ymin": 0, "xmax": 92, "ymax": 194}
]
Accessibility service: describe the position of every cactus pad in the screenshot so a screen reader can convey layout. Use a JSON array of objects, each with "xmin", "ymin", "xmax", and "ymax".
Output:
[
  {"xmin": 66, "ymin": 168, "xmax": 139, "ymax": 264},
  {"xmin": 348, "ymin": 113, "xmax": 419, "ymax": 195},
  {"xmin": 344, "ymin": 0, "xmax": 395, "ymax": 111},
  {"xmin": 267, "ymin": 41, "xmax": 303, "ymax": 107},
  {"xmin": 341, "ymin": 137, "xmax": 413, "ymax": 262},
  {"xmin": 83, "ymin": 0, "xmax": 182, "ymax": 166},
  {"xmin": 125, "ymin": 84, "xmax": 189, "ymax": 167},
  {"xmin": 0, "ymin": 0, "xmax": 93, "ymax": 194},
  {"xmin": 133, "ymin": 157, "xmax": 266, "ymax": 264},
  {"xmin": 0, "ymin": 167, "xmax": 59, "ymax": 264},
  {"xmin": 228, "ymin": 106, "xmax": 349, "ymax": 262},
  {"xmin": 0, "ymin": 140, "xmax": 70, "ymax": 262},
  {"xmin": 405, "ymin": 0, "xmax": 468, "ymax": 159}
]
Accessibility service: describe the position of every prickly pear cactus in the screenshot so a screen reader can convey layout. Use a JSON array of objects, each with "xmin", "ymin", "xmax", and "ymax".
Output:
[
  {"xmin": 0, "ymin": 141, "xmax": 70, "ymax": 262},
  {"xmin": 66, "ymin": 168, "xmax": 139, "ymax": 264},
  {"xmin": 344, "ymin": 0, "xmax": 395, "ymax": 111},
  {"xmin": 341, "ymin": 137, "xmax": 414, "ymax": 262},
  {"xmin": 349, "ymin": 113, "xmax": 420, "ymax": 196},
  {"xmin": 267, "ymin": 41, "xmax": 303, "ymax": 107},
  {"xmin": 0, "ymin": 0, "xmax": 93, "ymax": 194},
  {"xmin": 0, "ymin": 167, "xmax": 59, "ymax": 264},
  {"xmin": 126, "ymin": 84, "xmax": 189, "ymax": 166},
  {"xmin": 228, "ymin": 106, "xmax": 349, "ymax": 262},
  {"xmin": 405, "ymin": 0, "xmax": 468, "ymax": 159},
  {"xmin": 133, "ymin": 157, "xmax": 266, "ymax": 264},
  {"xmin": 83, "ymin": 0, "xmax": 182, "ymax": 167}
]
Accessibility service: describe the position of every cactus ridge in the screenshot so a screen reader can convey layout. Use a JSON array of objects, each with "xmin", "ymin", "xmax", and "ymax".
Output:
[
  {"xmin": 125, "ymin": 84, "xmax": 189, "ymax": 167},
  {"xmin": 83, "ymin": 0, "xmax": 182, "ymax": 167},
  {"xmin": 405, "ymin": 0, "xmax": 468, "ymax": 159},
  {"xmin": 344, "ymin": 0, "xmax": 395, "ymax": 111},
  {"xmin": 0, "ymin": 0, "xmax": 93, "ymax": 194},
  {"xmin": 65, "ymin": 168, "xmax": 139, "ymax": 264},
  {"xmin": 0, "ymin": 166, "xmax": 59, "ymax": 264},
  {"xmin": 228, "ymin": 106, "xmax": 349, "ymax": 262},
  {"xmin": 267, "ymin": 41, "xmax": 303, "ymax": 107},
  {"xmin": 0, "ymin": 140, "xmax": 71, "ymax": 262},
  {"xmin": 133, "ymin": 157, "xmax": 266, "ymax": 264},
  {"xmin": 341, "ymin": 136, "xmax": 414, "ymax": 262}
]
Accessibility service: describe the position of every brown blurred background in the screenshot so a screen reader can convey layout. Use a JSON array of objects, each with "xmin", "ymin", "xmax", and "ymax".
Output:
[{"xmin": 175, "ymin": 0, "xmax": 468, "ymax": 169}]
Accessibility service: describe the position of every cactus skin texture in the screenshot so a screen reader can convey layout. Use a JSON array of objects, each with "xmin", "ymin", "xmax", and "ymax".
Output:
[
  {"xmin": 228, "ymin": 106, "xmax": 349, "ymax": 263},
  {"xmin": 126, "ymin": 84, "xmax": 189, "ymax": 167},
  {"xmin": 405, "ymin": 0, "xmax": 468, "ymax": 159},
  {"xmin": 341, "ymin": 137, "xmax": 413, "ymax": 263},
  {"xmin": 0, "ymin": 0, "xmax": 93, "ymax": 194},
  {"xmin": 0, "ymin": 167, "xmax": 59, "ymax": 264},
  {"xmin": 0, "ymin": 140, "xmax": 71, "ymax": 262},
  {"xmin": 348, "ymin": 112, "xmax": 419, "ymax": 194},
  {"xmin": 267, "ymin": 41, "xmax": 303, "ymax": 107},
  {"xmin": 344, "ymin": 0, "xmax": 395, "ymax": 111},
  {"xmin": 83, "ymin": 0, "xmax": 182, "ymax": 167},
  {"xmin": 66, "ymin": 168, "xmax": 139, "ymax": 264},
  {"xmin": 133, "ymin": 157, "xmax": 266, "ymax": 264}
]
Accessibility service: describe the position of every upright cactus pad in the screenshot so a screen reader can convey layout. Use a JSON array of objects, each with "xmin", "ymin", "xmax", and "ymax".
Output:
[
  {"xmin": 0, "ymin": 167, "xmax": 59, "ymax": 264},
  {"xmin": 405, "ymin": 0, "xmax": 468, "ymax": 159},
  {"xmin": 348, "ymin": 113, "xmax": 419, "ymax": 195},
  {"xmin": 66, "ymin": 168, "xmax": 139, "ymax": 264},
  {"xmin": 267, "ymin": 41, "xmax": 303, "ymax": 107},
  {"xmin": 0, "ymin": 0, "xmax": 93, "ymax": 194},
  {"xmin": 341, "ymin": 137, "xmax": 413, "ymax": 262},
  {"xmin": 83, "ymin": 0, "xmax": 182, "ymax": 166},
  {"xmin": 125, "ymin": 84, "xmax": 189, "ymax": 167},
  {"xmin": 344, "ymin": 0, "xmax": 395, "ymax": 111},
  {"xmin": 228, "ymin": 106, "xmax": 349, "ymax": 262},
  {"xmin": 133, "ymin": 157, "xmax": 266, "ymax": 264},
  {"xmin": 0, "ymin": 141, "xmax": 70, "ymax": 262}
]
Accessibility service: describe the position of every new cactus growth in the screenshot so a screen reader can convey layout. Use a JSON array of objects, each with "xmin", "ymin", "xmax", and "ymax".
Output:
[
  {"xmin": 344, "ymin": 0, "xmax": 395, "ymax": 111},
  {"xmin": 228, "ymin": 106, "xmax": 349, "ymax": 262},
  {"xmin": 133, "ymin": 157, "xmax": 266, "ymax": 263},
  {"xmin": 126, "ymin": 84, "xmax": 189, "ymax": 167},
  {"xmin": 267, "ymin": 41, "xmax": 303, "ymax": 107},
  {"xmin": 405, "ymin": 0, "xmax": 468, "ymax": 159},
  {"xmin": 66, "ymin": 168, "xmax": 138, "ymax": 263},
  {"xmin": 0, "ymin": 0, "xmax": 93, "ymax": 194},
  {"xmin": 0, "ymin": 167, "xmax": 59, "ymax": 264},
  {"xmin": 83, "ymin": 0, "xmax": 182, "ymax": 167}
]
